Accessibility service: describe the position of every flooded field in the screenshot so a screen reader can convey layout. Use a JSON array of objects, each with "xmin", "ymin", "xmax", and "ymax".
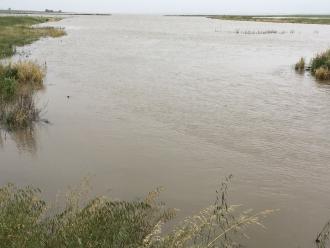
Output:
[{"xmin": 1, "ymin": 15, "xmax": 330, "ymax": 247}]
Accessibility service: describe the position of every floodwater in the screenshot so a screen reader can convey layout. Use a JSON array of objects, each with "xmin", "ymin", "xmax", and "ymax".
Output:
[{"xmin": 1, "ymin": 15, "xmax": 330, "ymax": 247}]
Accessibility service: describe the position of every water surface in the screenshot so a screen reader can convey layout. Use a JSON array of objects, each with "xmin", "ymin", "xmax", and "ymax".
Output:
[{"xmin": 1, "ymin": 15, "xmax": 330, "ymax": 247}]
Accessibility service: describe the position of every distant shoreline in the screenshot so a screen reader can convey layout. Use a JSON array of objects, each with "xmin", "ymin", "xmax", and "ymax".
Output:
[
  {"xmin": 0, "ymin": 9, "xmax": 111, "ymax": 16},
  {"xmin": 166, "ymin": 14, "xmax": 330, "ymax": 25}
]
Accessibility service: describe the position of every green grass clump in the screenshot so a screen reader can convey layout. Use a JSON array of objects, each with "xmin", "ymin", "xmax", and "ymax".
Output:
[
  {"xmin": 0, "ymin": 77, "xmax": 17, "ymax": 100},
  {"xmin": 0, "ymin": 16, "xmax": 65, "ymax": 58},
  {"xmin": 0, "ymin": 177, "xmax": 273, "ymax": 248},
  {"xmin": 309, "ymin": 49, "xmax": 330, "ymax": 81},
  {"xmin": 311, "ymin": 49, "xmax": 330, "ymax": 73},
  {"xmin": 0, "ymin": 61, "xmax": 45, "ymax": 130}
]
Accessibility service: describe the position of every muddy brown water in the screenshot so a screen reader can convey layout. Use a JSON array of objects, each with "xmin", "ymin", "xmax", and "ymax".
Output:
[{"xmin": 1, "ymin": 15, "xmax": 330, "ymax": 247}]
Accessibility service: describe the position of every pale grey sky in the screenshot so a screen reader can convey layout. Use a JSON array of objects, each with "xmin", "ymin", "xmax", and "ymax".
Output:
[{"xmin": 0, "ymin": 0, "xmax": 330, "ymax": 14}]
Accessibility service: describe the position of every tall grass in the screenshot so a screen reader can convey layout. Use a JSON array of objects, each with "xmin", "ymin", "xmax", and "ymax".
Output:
[
  {"xmin": 0, "ymin": 177, "xmax": 274, "ymax": 248},
  {"xmin": 295, "ymin": 57, "xmax": 305, "ymax": 71},
  {"xmin": 0, "ymin": 61, "xmax": 45, "ymax": 130}
]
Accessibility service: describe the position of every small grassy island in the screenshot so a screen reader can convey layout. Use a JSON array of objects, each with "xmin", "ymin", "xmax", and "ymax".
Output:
[
  {"xmin": 295, "ymin": 49, "xmax": 330, "ymax": 81},
  {"xmin": 0, "ymin": 16, "xmax": 65, "ymax": 129}
]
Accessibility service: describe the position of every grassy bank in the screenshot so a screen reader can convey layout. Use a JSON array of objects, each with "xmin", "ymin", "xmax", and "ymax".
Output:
[
  {"xmin": 0, "ymin": 16, "xmax": 65, "ymax": 58},
  {"xmin": 208, "ymin": 15, "xmax": 330, "ymax": 25},
  {"xmin": 295, "ymin": 49, "xmax": 330, "ymax": 81},
  {"xmin": 0, "ymin": 16, "xmax": 65, "ymax": 129}
]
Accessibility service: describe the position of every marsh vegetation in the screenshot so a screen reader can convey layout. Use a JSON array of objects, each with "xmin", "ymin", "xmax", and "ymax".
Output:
[
  {"xmin": 0, "ymin": 61, "xmax": 45, "ymax": 130},
  {"xmin": 0, "ymin": 177, "xmax": 274, "ymax": 248},
  {"xmin": 0, "ymin": 16, "xmax": 65, "ymax": 59},
  {"xmin": 296, "ymin": 49, "xmax": 330, "ymax": 81},
  {"xmin": 0, "ymin": 16, "xmax": 65, "ymax": 130}
]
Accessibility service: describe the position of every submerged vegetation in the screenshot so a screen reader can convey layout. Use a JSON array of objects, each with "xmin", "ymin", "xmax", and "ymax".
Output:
[
  {"xmin": 296, "ymin": 49, "xmax": 330, "ymax": 81},
  {"xmin": 0, "ymin": 177, "xmax": 274, "ymax": 248},
  {"xmin": 232, "ymin": 29, "xmax": 295, "ymax": 35},
  {"xmin": 0, "ymin": 61, "xmax": 45, "ymax": 130},
  {"xmin": 0, "ymin": 16, "xmax": 65, "ymax": 58}
]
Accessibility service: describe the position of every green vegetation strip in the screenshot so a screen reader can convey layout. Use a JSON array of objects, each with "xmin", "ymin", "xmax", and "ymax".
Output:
[
  {"xmin": 0, "ymin": 16, "xmax": 65, "ymax": 58},
  {"xmin": 208, "ymin": 15, "xmax": 330, "ymax": 25}
]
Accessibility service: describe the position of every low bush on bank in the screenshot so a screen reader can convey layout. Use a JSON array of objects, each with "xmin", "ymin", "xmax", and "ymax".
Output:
[
  {"xmin": 0, "ymin": 61, "xmax": 45, "ymax": 130},
  {"xmin": 0, "ymin": 177, "xmax": 273, "ymax": 248}
]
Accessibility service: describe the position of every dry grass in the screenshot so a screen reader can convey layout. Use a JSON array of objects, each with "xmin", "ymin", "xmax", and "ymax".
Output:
[
  {"xmin": 315, "ymin": 67, "xmax": 330, "ymax": 81},
  {"xmin": 14, "ymin": 61, "xmax": 45, "ymax": 89},
  {"xmin": 295, "ymin": 57, "xmax": 305, "ymax": 71},
  {"xmin": 0, "ymin": 93, "xmax": 41, "ymax": 130}
]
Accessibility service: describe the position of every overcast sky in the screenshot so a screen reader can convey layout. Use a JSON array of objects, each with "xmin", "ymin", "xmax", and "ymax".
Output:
[{"xmin": 1, "ymin": 0, "xmax": 330, "ymax": 14}]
